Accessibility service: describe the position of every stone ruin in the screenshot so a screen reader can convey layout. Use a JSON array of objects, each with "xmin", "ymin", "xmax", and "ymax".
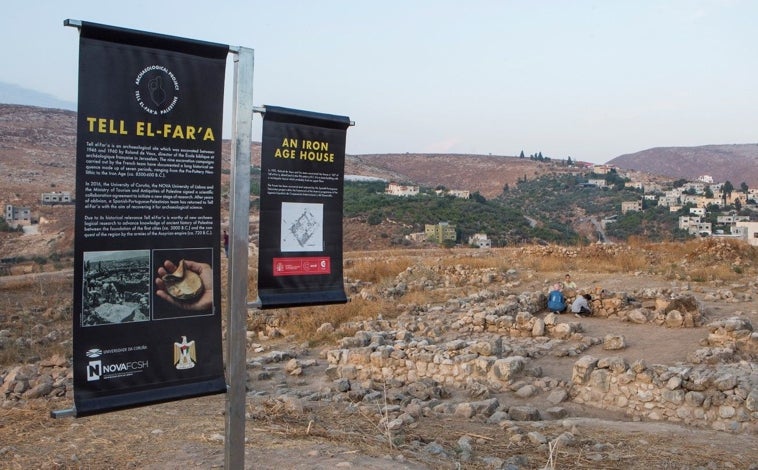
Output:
[
  {"xmin": 2, "ymin": 264, "xmax": 757, "ymax": 439},
  {"xmin": 317, "ymin": 266, "xmax": 757, "ymax": 434}
]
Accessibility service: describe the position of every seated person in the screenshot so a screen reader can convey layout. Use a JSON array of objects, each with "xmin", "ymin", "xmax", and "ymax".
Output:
[
  {"xmin": 572, "ymin": 293, "xmax": 593, "ymax": 317},
  {"xmin": 547, "ymin": 283, "xmax": 567, "ymax": 313},
  {"xmin": 563, "ymin": 274, "xmax": 577, "ymax": 292}
]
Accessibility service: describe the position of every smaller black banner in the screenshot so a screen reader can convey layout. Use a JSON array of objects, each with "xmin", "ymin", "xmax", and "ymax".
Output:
[{"xmin": 257, "ymin": 106, "xmax": 351, "ymax": 309}]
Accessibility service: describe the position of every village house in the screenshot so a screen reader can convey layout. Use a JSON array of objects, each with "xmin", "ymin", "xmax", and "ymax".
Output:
[
  {"xmin": 434, "ymin": 188, "xmax": 470, "ymax": 199},
  {"xmin": 591, "ymin": 164, "xmax": 614, "ymax": 175},
  {"xmin": 587, "ymin": 178, "xmax": 607, "ymax": 188},
  {"xmin": 621, "ymin": 201, "xmax": 642, "ymax": 214},
  {"xmin": 447, "ymin": 189, "xmax": 470, "ymax": 199},
  {"xmin": 697, "ymin": 175, "xmax": 714, "ymax": 184},
  {"xmin": 642, "ymin": 182, "xmax": 663, "ymax": 193},
  {"xmin": 385, "ymin": 182, "xmax": 419, "ymax": 197},
  {"xmin": 683, "ymin": 182, "xmax": 706, "ymax": 194},
  {"xmin": 716, "ymin": 214, "xmax": 750, "ymax": 224},
  {"xmin": 734, "ymin": 221, "xmax": 758, "ymax": 246},
  {"xmin": 424, "ymin": 222, "xmax": 456, "ymax": 244},
  {"xmin": 679, "ymin": 216, "xmax": 712, "ymax": 236},
  {"xmin": 658, "ymin": 192, "xmax": 680, "ymax": 207},
  {"xmin": 41, "ymin": 191, "xmax": 72, "ymax": 204},
  {"xmin": 467, "ymin": 233, "xmax": 491, "ymax": 249},
  {"xmin": 4, "ymin": 204, "xmax": 31, "ymax": 228},
  {"xmin": 681, "ymin": 194, "xmax": 702, "ymax": 206}
]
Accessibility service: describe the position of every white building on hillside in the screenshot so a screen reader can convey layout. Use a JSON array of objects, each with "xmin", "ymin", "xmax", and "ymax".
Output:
[
  {"xmin": 735, "ymin": 221, "xmax": 758, "ymax": 246},
  {"xmin": 385, "ymin": 182, "xmax": 419, "ymax": 197},
  {"xmin": 467, "ymin": 233, "xmax": 492, "ymax": 249},
  {"xmin": 697, "ymin": 175, "xmax": 714, "ymax": 184}
]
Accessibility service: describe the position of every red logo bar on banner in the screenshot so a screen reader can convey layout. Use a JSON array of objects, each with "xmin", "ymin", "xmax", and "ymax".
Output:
[{"xmin": 273, "ymin": 257, "xmax": 331, "ymax": 276}]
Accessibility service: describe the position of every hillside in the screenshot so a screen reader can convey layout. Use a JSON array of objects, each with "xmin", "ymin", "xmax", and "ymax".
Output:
[
  {"xmin": 349, "ymin": 153, "xmax": 560, "ymax": 199},
  {"xmin": 608, "ymin": 144, "xmax": 758, "ymax": 188},
  {"xmin": 0, "ymin": 103, "xmax": 754, "ymax": 259}
]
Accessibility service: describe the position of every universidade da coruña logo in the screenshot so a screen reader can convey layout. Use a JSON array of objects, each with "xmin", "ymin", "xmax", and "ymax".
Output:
[{"xmin": 134, "ymin": 65, "xmax": 180, "ymax": 115}]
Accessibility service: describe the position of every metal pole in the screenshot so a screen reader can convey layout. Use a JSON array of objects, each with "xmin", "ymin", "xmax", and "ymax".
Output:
[{"xmin": 225, "ymin": 46, "xmax": 253, "ymax": 470}]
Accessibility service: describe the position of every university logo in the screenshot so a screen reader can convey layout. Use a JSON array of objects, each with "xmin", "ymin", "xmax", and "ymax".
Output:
[
  {"xmin": 87, "ymin": 360, "xmax": 102, "ymax": 381},
  {"xmin": 174, "ymin": 336, "xmax": 197, "ymax": 370},
  {"xmin": 86, "ymin": 348, "xmax": 102, "ymax": 381}
]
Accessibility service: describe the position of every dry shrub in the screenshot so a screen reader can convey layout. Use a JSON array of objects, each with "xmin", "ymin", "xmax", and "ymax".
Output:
[
  {"xmin": 0, "ymin": 277, "xmax": 36, "ymax": 290},
  {"xmin": 687, "ymin": 264, "xmax": 743, "ymax": 283},
  {"xmin": 398, "ymin": 288, "xmax": 450, "ymax": 305},
  {"xmin": 279, "ymin": 297, "xmax": 387, "ymax": 345},
  {"xmin": 524, "ymin": 255, "xmax": 569, "ymax": 273},
  {"xmin": 0, "ymin": 348, "xmax": 22, "ymax": 366},
  {"xmin": 435, "ymin": 252, "xmax": 513, "ymax": 271},
  {"xmin": 345, "ymin": 257, "xmax": 414, "ymax": 284},
  {"xmin": 0, "ymin": 275, "xmax": 73, "ymax": 366},
  {"xmin": 574, "ymin": 248, "xmax": 650, "ymax": 273}
]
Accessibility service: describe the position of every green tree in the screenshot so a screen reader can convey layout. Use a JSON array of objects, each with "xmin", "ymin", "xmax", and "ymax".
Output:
[
  {"xmin": 740, "ymin": 182, "xmax": 749, "ymax": 194},
  {"xmin": 367, "ymin": 211, "xmax": 383, "ymax": 225},
  {"xmin": 519, "ymin": 150, "xmax": 525, "ymax": 158},
  {"xmin": 722, "ymin": 180, "xmax": 734, "ymax": 204},
  {"xmin": 704, "ymin": 186, "xmax": 714, "ymax": 198}
]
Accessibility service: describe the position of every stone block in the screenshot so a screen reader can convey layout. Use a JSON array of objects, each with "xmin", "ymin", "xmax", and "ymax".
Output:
[
  {"xmin": 571, "ymin": 355, "xmax": 598, "ymax": 384},
  {"xmin": 603, "ymin": 334, "xmax": 627, "ymax": 350},
  {"xmin": 508, "ymin": 405, "xmax": 540, "ymax": 421},
  {"xmin": 665, "ymin": 310, "xmax": 684, "ymax": 328},
  {"xmin": 490, "ymin": 356, "xmax": 525, "ymax": 382},
  {"xmin": 542, "ymin": 406, "xmax": 568, "ymax": 420},
  {"xmin": 547, "ymin": 388, "xmax": 568, "ymax": 405}
]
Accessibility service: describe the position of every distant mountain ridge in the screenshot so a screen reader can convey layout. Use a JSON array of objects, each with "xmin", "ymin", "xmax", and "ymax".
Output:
[
  {"xmin": 607, "ymin": 144, "xmax": 758, "ymax": 187},
  {"xmin": 0, "ymin": 82, "xmax": 76, "ymax": 111}
]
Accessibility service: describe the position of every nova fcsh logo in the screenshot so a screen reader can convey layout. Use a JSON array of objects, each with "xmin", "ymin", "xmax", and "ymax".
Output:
[{"xmin": 86, "ymin": 348, "xmax": 149, "ymax": 381}]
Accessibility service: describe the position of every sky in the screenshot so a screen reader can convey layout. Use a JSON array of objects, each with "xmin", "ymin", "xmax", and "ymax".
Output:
[{"xmin": 2, "ymin": 0, "xmax": 757, "ymax": 164}]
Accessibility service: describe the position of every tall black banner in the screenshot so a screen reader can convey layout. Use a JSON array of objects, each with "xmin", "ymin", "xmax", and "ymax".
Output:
[
  {"xmin": 71, "ymin": 21, "xmax": 228, "ymax": 416},
  {"xmin": 257, "ymin": 106, "xmax": 351, "ymax": 308}
]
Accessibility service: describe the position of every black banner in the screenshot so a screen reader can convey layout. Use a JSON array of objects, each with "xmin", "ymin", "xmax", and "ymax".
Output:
[
  {"xmin": 257, "ymin": 106, "xmax": 351, "ymax": 308},
  {"xmin": 72, "ymin": 21, "xmax": 228, "ymax": 416}
]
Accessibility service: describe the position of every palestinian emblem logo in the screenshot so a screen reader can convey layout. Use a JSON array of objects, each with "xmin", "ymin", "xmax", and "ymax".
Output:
[
  {"xmin": 135, "ymin": 65, "xmax": 180, "ymax": 115},
  {"xmin": 173, "ymin": 336, "xmax": 197, "ymax": 370}
]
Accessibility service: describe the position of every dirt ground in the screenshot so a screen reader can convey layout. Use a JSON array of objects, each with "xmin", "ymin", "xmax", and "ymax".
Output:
[{"xmin": 1, "ymin": 255, "xmax": 758, "ymax": 469}]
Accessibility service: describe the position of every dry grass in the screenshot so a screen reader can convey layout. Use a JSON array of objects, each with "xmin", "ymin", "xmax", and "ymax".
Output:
[
  {"xmin": 272, "ymin": 297, "xmax": 388, "ymax": 346},
  {"xmin": 261, "ymin": 239, "xmax": 758, "ymax": 345},
  {"xmin": 0, "ymin": 274, "xmax": 72, "ymax": 366},
  {"xmin": 344, "ymin": 257, "xmax": 415, "ymax": 284}
]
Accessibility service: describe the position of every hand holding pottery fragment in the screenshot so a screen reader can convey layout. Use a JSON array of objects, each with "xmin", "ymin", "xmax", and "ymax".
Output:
[{"xmin": 155, "ymin": 259, "xmax": 213, "ymax": 312}]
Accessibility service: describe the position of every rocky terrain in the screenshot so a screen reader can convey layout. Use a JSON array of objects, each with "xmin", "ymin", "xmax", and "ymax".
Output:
[
  {"xmin": 2, "ymin": 103, "xmax": 758, "ymax": 468},
  {"xmin": 1, "ymin": 242, "xmax": 758, "ymax": 468}
]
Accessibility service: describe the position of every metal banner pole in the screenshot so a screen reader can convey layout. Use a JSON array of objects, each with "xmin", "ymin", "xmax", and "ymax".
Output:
[{"xmin": 225, "ymin": 46, "xmax": 254, "ymax": 470}]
